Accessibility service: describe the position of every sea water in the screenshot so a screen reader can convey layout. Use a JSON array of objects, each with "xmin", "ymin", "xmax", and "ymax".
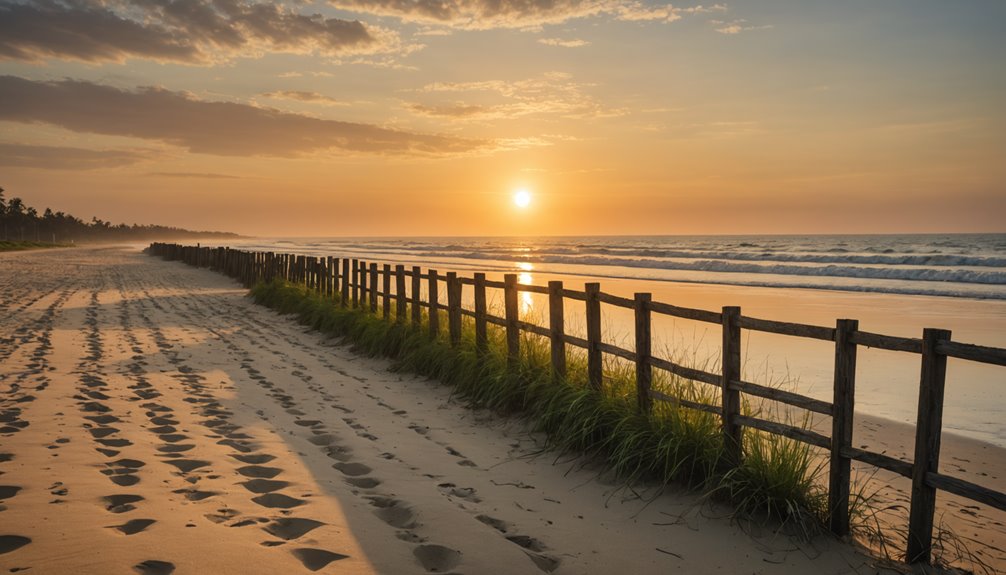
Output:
[{"xmin": 218, "ymin": 234, "xmax": 1006, "ymax": 447}]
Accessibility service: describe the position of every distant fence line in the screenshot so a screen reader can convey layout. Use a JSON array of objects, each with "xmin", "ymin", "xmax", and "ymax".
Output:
[{"xmin": 148, "ymin": 242, "xmax": 1006, "ymax": 567}]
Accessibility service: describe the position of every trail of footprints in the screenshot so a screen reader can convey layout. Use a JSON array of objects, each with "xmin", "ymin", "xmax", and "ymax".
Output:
[
  {"xmin": 122, "ymin": 280, "xmax": 349, "ymax": 572},
  {"xmin": 1, "ymin": 283, "xmax": 78, "ymax": 564},
  {"xmin": 151, "ymin": 284, "xmax": 563, "ymax": 573}
]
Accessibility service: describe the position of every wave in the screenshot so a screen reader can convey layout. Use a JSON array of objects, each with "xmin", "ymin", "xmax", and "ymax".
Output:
[{"xmin": 413, "ymin": 251, "xmax": 1006, "ymax": 285}]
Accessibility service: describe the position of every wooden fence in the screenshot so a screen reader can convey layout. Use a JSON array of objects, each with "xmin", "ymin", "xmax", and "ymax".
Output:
[{"xmin": 147, "ymin": 242, "xmax": 1006, "ymax": 566}]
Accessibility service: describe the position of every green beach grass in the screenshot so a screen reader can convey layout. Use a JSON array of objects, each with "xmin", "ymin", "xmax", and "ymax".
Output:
[
  {"xmin": 0, "ymin": 240, "xmax": 72, "ymax": 252},
  {"xmin": 251, "ymin": 277, "xmax": 832, "ymax": 532}
]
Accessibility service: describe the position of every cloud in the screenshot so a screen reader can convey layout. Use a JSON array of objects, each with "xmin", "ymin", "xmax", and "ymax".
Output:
[
  {"xmin": 537, "ymin": 38, "xmax": 590, "ymax": 48},
  {"xmin": 712, "ymin": 19, "xmax": 772, "ymax": 34},
  {"xmin": 409, "ymin": 72, "xmax": 625, "ymax": 121},
  {"xmin": 0, "ymin": 75, "xmax": 486, "ymax": 157},
  {"xmin": 332, "ymin": 0, "xmax": 721, "ymax": 30},
  {"xmin": 261, "ymin": 90, "xmax": 349, "ymax": 106},
  {"xmin": 145, "ymin": 172, "xmax": 243, "ymax": 179},
  {"xmin": 0, "ymin": 0, "xmax": 399, "ymax": 65},
  {"xmin": 407, "ymin": 103, "xmax": 488, "ymax": 118},
  {"xmin": 0, "ymin": 142, "xmax": 154, "ymax": 169}
]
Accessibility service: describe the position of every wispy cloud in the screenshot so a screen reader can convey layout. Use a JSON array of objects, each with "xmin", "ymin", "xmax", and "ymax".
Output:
[
  {"xmin": 0, "ymin": 0, "xmax": 402, "ymax": 65},
  {"xmin": 410, "ymin": 72, "xmax": 625, "ymax": 121},
  {"xmin": 0, "ymin": 142, "xmax": 155, "ymax": 170},
  {"xmin": 537, "ymin": 37, "xmax": 590, "ymax": 48},
  {"xmin": 0, "ymin": 75, "xmax": 486, "ymax": 157},
  {"xmin": 332, "ymin": 0, "xmax": 723, "ymax": 30},
  {"xmin": 260, "ymin": 90, "xmax": 349, "ymax": 106},
  {"xmin": 711, "ymin": 19, "xmax": 773, "ymax": 34},
  {"xmin": 145, "ymin": 172, "xmax": 243, "ymax": 179}
]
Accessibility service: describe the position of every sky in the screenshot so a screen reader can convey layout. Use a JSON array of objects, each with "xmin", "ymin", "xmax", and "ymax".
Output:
[{"xmin": 1, "ymin": 0, "xmax": 1004, "ymax": 237}]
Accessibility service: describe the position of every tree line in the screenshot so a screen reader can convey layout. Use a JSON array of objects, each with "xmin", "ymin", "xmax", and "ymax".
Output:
[{"xmin": 0, "ymin": 188, "xmax": 239, "ymax": 243}]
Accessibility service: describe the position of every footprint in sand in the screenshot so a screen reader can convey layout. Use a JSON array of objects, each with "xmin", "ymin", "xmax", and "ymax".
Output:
[
  {"xmin": 103, "ymin": 494, "xmax": 144, "ymax": 513},
  {"xmin": 413, "ymin": 544, "xmax": 462, "ymax": 573},
  {"xmin": 172, "ymin": 488, "xmax": 218, "ymax": 501},
  {"xmin": 0, "ymin": 535, "xmax": 31, "ymax": 555},
  {"xmin": 133, "ymin": 559, "xmax": 175, "ymax": 574},
  {"xmin": 291, "ymin": 548, "xmax": 348, "ymax": 571},
  {"xmin": 237, "ymin": 465, "xmax": 282, "ymax": 479},
  {"xmin": 263, "ymin": 518, "xmax": 325, "ymax": 540},
  {"xmin": 0, "ymin": 485, "xmax": 22, "ymax": 500},
  {"xmin": 332, "ymin": 462, "xmax": 371, "ymax": 477},
  {"xmin": 230, "ymin": 453, "xmax": 276, "ymax": 465},
  {"xmin": 372, "ymin": 500, "xmax": 418, "ymax": 529},
  {"xmin": 241, "ymin": 479, "xmax": 290, "ymax": 494},
  {"xmin": 251, "ymin": 493, "xmax": 305, "ymax": 509},
  {"xmin": 164, "ymin": 459, "xmax": 210, "ymax": 473},
  {"xmin": 344, "ymin": 477, "xmax": 381, "ymax": 489},
  {"xmin": 109, "ymin": 519, "xmax": 156, "ymax": 535}
]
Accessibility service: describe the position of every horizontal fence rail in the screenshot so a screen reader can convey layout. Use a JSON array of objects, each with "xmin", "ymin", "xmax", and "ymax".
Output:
[{"xmin": 147, "ymin": 242, "xmax": 1006, "ymax": 567}]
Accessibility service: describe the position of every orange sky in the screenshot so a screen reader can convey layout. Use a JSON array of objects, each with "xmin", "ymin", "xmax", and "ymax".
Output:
[{"xmin": 1, "ymin": 1, "xmax": 1003, "ymax": 236}]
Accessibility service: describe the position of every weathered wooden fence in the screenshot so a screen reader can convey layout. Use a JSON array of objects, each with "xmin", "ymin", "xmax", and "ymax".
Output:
[{"xmin": 147, "ymin": 242, "xmax": 1006, "ymax": 566}]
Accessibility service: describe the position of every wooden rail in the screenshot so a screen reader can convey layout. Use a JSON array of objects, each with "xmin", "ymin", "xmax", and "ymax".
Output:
[{"xmin": 147, "ymin": 242, "xmax": 1005, "ymax": 568}]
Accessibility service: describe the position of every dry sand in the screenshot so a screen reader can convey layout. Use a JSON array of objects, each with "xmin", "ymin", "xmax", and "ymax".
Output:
[{"xmin": 0, "ymin": 245, "xmax": 983, "ymax": 574}]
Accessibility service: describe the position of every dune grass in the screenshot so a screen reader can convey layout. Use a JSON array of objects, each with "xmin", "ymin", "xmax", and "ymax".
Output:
[
  {"xmin": 0, "ymin": 240, "xmax": 72, "ymax": 252},
  {"xmin": 251, "ymin": 278, "xmax": 829, "ymax": 531}
]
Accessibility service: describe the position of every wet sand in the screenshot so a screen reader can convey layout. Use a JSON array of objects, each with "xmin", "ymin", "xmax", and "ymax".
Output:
[{"xmin": 0, "ymin": 246, "xmax": 993, "ymax": 574}]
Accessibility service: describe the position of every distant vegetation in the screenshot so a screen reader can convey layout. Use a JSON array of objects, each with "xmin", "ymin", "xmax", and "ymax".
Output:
[{"xmin": 0, "ymin": 187, "xmax": 239, "ymax": 243}]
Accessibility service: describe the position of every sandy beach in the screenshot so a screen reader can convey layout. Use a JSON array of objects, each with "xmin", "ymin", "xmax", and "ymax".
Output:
[{"xmin": 1, "ymin": 246, "xmax": 997, "ymax": 574}]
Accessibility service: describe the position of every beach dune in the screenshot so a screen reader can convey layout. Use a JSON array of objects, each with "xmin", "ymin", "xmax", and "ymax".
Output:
[{"xmin": 1, "ymin": 246, "xmax": 915, "ymax": 574}]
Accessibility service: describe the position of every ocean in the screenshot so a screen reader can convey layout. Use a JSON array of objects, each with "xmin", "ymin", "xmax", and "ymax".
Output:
[{"xmin": 215, "ymin": 233, "xmax": 1006, "ymax": 447}]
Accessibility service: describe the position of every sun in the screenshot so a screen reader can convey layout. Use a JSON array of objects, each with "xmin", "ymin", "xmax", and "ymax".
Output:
[{"xmin": 514, "ymin": 189, "xmax": 531, "ymax": 208}]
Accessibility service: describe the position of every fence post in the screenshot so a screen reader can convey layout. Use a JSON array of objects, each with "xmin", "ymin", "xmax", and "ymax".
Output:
[
  {"xmin": 369, "ymin": 263, "xmax": 378, "ymax": 313},
  {"xmin": 829, "ymin": 318, "xmax": 859, "ymax": 536},
  {"xmin": 548, "ymin": 281, "xmax": 566, "ymax": 381},
  {"xmin": 359, "ymin": 260, "xmax": 368, "ymax": 308},
  {"xmin": 412, "ymin": 266, "xmax": 422, "ymax": 327},
  {"xmin": 395, "ymin": 265, "xmax": 407, "ymax": 322},
  {"xmin": 351, "ymin": 259, "xmax": 359, "ymax": 307},
  {"xmin": 382, "ymin": 264, "xmax": 392, "ymax": 319},
  {"xmin": 907, "ymin": 328, "xmax": 952, "ymax": 565},
  {"xmin": 585, "ymin": 282, "xmax": 603, "ymax": 391},
  {"xmin": 326, "ymin": 256, "xmax": 334, "ymax": 298},
  {"xmin": 340, "ymin": 258, "xmax": 349, "ymax": 308},
  {"xmin": 504, "ymin": 274, "xmax": 520, "ymax": 369},
  {"xmin": 635, "ymin": 293, "xmax": 653, "ymax": 414},
  {"xmin": 474, "ymin": 273, "xmax": 488, "ymax": 355},
  {"xmin": 721, "ymin": 306, "xmax": 743, "ymax": 468},
  {"xmin": 447, "ymin": 272, "xmax": 462, "ymax": 347},
  {"xmin": 428, "ymin": 270, "xmax": 440, "ymax": 339}
]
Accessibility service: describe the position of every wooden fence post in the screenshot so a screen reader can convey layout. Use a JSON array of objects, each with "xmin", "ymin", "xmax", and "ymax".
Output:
[
  {"xmin": 504, "ymin": 274, "xmax": 520, "ymax": 369},
  {"xmin": 340, "ymin": 258, "xmax": 349, "ymax": 308},
  {"xmin": 412, "ymin": 266, "xmax": 422, "ymax": 327},
  {"xmin": 351, "ymin": 259, "xmax": 359, "ymax": 307},
  {"xmin": 474, "ymin": 273, "xmax": 488, "ymax": 354},
  {"xmin": 635, "ymin": 293, "xmax": 653, "ymax": 414},
  {"xmin": 369, "ymin": 263, "xmax": 378, "ymax": 313},
  {"xmin": 721, "ymin": 306, "xmax": 743, "ymax": 468},
  {"xmin": 326, "ymin": 256, "xmax": 334, "ymax": 298},
  {"xmin": 395, "ymin": 265, "xmax": 407, "ymax": 322},
  {"xmin": 428, "ymin": 270, "xmax": 440, "ymax": 339},
  {"xmin": 359, "ymin": 260, "xmax": 368, "ymax": 308},
  {"xmin": 585, "ymin": 282, "xmax": 603, "ymax": 391},
  {"xmin": 907, "ymin": 328, "xmax": 952, "ymax": 565},
  {"xmin": 548, "ymin": 281, "xmax": 566, "ymax": 381},
  {"xmin": 382, "ymin": 264, "xmax": 391, "ymax": 319},
  {"xmin": 829, "ymin": 318, "xmax": 859, "ymax": 536},
  {"xmin": 447, "ymin": 272, "xmax": 462, "ymax": 347}
]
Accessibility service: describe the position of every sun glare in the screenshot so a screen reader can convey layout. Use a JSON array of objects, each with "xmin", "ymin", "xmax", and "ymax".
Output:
[{"xmin": 514, "ymin": 189, "xmax": 531, "ymax": 208}]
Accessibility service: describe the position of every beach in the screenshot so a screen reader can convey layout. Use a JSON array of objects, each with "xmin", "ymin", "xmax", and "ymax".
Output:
[{"xmin": 0, "ymin": 245, "xmax": 1001, "ymax": 574}]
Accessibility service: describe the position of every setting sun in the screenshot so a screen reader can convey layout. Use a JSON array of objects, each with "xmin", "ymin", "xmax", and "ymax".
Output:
[{"xmin": 514, "ymin": 189, "xmax": 531, "ymax": 209}]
